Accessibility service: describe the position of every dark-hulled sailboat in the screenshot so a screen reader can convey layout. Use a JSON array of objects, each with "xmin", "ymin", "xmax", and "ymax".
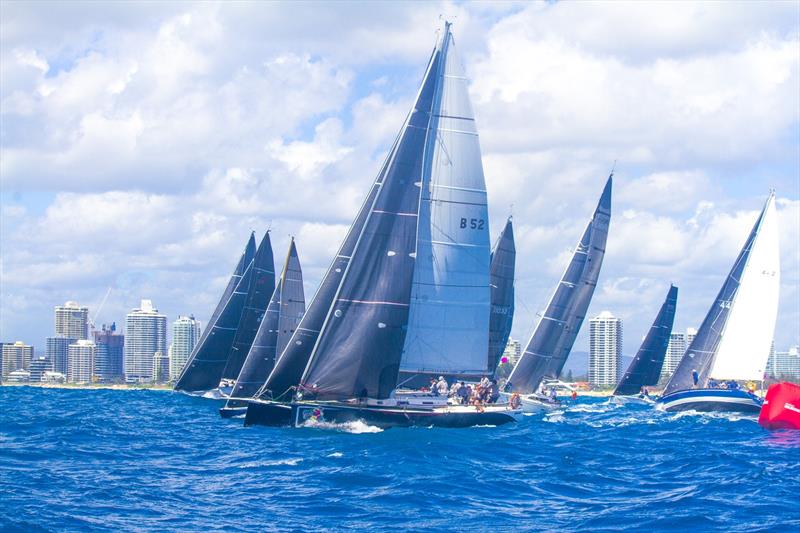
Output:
[
  {"xmin": 487, "ymin": 217, "xmax": 516, "ymax": 374},
  {"xmin": 245, "ymin": 22, "xmax": 521, "ymax": 428},
  {"xmin": 658, "ymin": 193, "xmax": 779, "ymax": 413},
  {"xmin": 174, "ymin": 232, "xmax": 275, "ymax": 394},
  {"xmin": 505, "ymin": 176, "xmax": 612, "ymax": 412},
  {"xmin": 613, "ymin": 284, "xmax": 678, "ymax": 399},
  {"xmin": 220, "ymin": 238, "xmax": 305, "ymax": 417}
]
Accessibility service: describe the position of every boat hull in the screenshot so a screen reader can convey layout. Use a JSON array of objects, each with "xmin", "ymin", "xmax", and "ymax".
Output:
[
  {"xmin": 657, "ymin": 388, "xmax": 763, "ymax": 413},
  {"xmin": 219, "ymin": 406, "xmax": 247, "ymax": 418},
  {"xmin": 500, "ymin": 392, "xmax": 559, "ymax": 413},
  {"xmin": 244, "ymin": 400, "xmax": 294, "ymax": 427},
  {"xmin": 758, "ymin": 382, "xmax": 800, "ymax": 430},
  {"xmin": 291, "ymin": 402, "xmax": 520, "ymax": 429}
]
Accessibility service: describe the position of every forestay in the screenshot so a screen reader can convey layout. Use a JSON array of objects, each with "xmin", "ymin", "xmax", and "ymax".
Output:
[{"xmin": 400, "ymin": 24, "xmax": 492, "ymax": 378}]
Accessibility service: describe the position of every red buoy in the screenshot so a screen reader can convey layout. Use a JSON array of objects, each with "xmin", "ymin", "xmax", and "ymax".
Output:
[{"xmin": 758, "ymin": 382, "xmax": 800, "ymax": 431}]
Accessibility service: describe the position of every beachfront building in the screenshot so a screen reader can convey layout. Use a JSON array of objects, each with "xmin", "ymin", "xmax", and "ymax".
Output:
[
  {"xmin": 46, "ymin": 336, "xmax": 77, "ymax": 375},
  {"xmin": 29, "ymin": 356, "xmax": 54, "ymax": 382},
  {"xmin": 55, "ymin": 301, "xmax": 89, "ymax": 340},
  {"xmin": 767, "ymin": 345, "xmax": 800, "ymax": 382},
  {"xmin": 169, "ymin": 315, "xmax": 201, "ymax": 381},
  {"xmin": 502, "ymin": 337, "xmax": 522, "ymax": 366},
  {"xmin": 124, "ymin": 300, "xmax": 167, "ymax": 383},
  {"xmin": 589, "ymin": 311, "xmax": 623, "ymax": 388},
  {"xmin": 68, "ymin": 340, "xmax": 96, "ymax": 383},
  {"xmin": 660, "ymin": 327, "xmax": 698, "ymax": 381},
  {"xmin": 94, "ymin": 323, "xmax": 124, "ymax": 382},
  {"xmin": 2, "ymin": 341, "xmax": 34, "ymax": 379}
]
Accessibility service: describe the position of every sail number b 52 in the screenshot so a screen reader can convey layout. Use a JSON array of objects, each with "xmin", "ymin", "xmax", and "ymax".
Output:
[{"xmin": 460, "ymin": 218, "xmax": 485, "ymax": 230}]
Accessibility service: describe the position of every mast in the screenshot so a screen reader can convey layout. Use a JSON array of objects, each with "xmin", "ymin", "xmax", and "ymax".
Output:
[
  {"xmin": 664, "ymin": 192, "xmax": 779, "ymax": 394},
  {"xmin": 487, "ymin": 217, "xmax": 516, "ymax": 374},
  {"xmin": 613, "ymin": 285, "xmax": 677, "ymax": 395},
  {"xmin": 298, "ymin": 24, "xmax": 446, "ymax": 400},
  {"xmin": 174, "ymin": 233, "xmax": 257, "ymax": 392},
  {"xmin": 221, "ymin": 231, "xmax": 276, "ymax": 381},
  {"xmin": 399, "ymin": 23, "xmax": 492, "ymax": 382},
  {"xmin": 228, "ymin": 239, "xmax": 304, "ymax": 402},
  {"xmin": 507, "ymin": 175, "xmax": 612, "ymax": 394}
]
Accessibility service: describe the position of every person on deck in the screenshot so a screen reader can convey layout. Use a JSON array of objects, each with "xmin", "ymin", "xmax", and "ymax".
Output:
[
  {"xmin": 457, "ymin": 382, "xmax": 469, "ymax": 404},
  {"xmin": 692, "ymin": 369, "xmax": 699, "ymax": 387},
  {"xmin": 436, "ymin": 376, "xmax": 449, "ymax": 396},
  {"xmin": 430, "ymin": 378, "xmax": 439, "ymax": 396},
  {"xmin": 488, "ymin": 379, "xmax": 500, "ymax": 404}
]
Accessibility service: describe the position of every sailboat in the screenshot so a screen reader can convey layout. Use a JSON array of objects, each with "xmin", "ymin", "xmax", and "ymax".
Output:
[
  {"xmin": 612, "ymin": 284, "xmax": 678, "ymax": 401},
  {"xmin": 504, "ymin": 176, "xmax": 612, "ymax": 412},
  {"xmin": 657, "ymin": 192, "xmax": 780, "ymax": 413},
  {"xmin": 487, "ymin": 217, "xmax": 516, "ymax": 374},
  {"xmin": 174, "ymin": 231, "xmax": 275, "ymax": 394},
  {"xmin": 245, "ymin": 22, "xmax": 521, "ymax": 428},
  {"xmin": 220, "ymin": 239, "xmax": 305, "ymax": 417}
]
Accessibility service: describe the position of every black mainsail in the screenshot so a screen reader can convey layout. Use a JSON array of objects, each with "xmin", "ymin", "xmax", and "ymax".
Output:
[
  {"xmin": 507, "ymin": 176, "xmax": 612, "ymax": 394},
  {"xmin": 226, "ymin": 239, "xmax": 304, "ymax": 404},
  {"xmin": 298, "ymin": 26, "xmax": 445, "ymax": 401},
  {"xmin": 613, "ymin": 284, "xmax": 677, "ymax": 396},
  {"xmin": 221, "ymin": 231, "xmax": 276, "ymax": 382},
  {"xmin": 487, "ymin": 217, "xmax": 516, "ymax": 374},
  {"xmin": 174, "ymin": 233, "xmax": 261, "ymax": 393}
]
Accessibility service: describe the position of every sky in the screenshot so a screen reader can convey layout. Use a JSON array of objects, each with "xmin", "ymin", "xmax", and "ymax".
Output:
[{"xmin": 1, "ymin": 0, "xmax": 799, "ymax": 358}]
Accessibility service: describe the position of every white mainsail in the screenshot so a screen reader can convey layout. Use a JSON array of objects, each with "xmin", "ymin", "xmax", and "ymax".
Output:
[
  {"xmin": 709, "ymin": 193, "xmax": 780, "ymax": 381},
  {"xmin": 400, "ymin": 23, "xmax": 491, "ymax": 376}
]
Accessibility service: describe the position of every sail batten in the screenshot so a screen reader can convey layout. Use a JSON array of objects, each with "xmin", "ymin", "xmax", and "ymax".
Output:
[{"xmin": 507, "ymin": 176, "xmax": 612, "ymax": 394}]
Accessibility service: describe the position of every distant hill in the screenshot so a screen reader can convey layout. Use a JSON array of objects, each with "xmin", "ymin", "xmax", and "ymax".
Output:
[{"xmin": 560, "ymin": 351, "xmax": 633, "ymax": 380}]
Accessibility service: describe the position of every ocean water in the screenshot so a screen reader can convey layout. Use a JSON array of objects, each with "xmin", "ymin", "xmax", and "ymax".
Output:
[{"xmin": 1, "ymin": 387, "xmax": 798, "ymax": 532}]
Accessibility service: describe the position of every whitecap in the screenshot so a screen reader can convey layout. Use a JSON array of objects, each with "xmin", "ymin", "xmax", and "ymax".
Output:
[
  {"xmin": 327, "ymin": 452, "xmax": 344, "ymax": 458},
  {"xmin": 300, "ymin": 419, "xmax": 383, "ymax": 434}
]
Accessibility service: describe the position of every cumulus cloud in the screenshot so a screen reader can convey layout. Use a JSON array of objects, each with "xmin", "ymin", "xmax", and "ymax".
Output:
[{"xmin": 0, "ymin": 1, "xmax": 798, "ymax": 357}]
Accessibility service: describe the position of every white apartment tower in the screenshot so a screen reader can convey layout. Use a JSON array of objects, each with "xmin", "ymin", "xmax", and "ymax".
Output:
[
  {"xmin": 55, "ymin": 301, "xmax": 89, "ymax": 340},
  {"xmin": 660, "ymin": 327, "xmax": 698, "ymax": 381},
  {"xmin": 68, "ymin": 339, "xmax": 96, "ymax": 383},
  {"xmin": 169, "ymin": 315, "xmax": 201, "ymax": 381},
  {"xmin": 2, "ymin": 341, "xmax": 34, "ymax": 379},
  {"xmin": 124, "ymin": 299, "xmax": 167, "ymax": 383},
  {"xmin": 589, "ymin": 311, "xmax": 623, "ymax": 387}
]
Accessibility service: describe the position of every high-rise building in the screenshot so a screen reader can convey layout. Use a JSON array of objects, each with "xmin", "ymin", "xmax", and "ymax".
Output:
[
  {"xmin": 29, "ymin": 356, "xmax": 53, "ymax": 382},
  {"xmin": 94, "ymin": 323, "xmax": 124, "ymax": 383},
  {"xmin": 55, "ymin": 301, "xmax": 89, "ymax": 340},
  {"xmin": 2, "ymin": 341, "xmax": 34, "ymax": 379},
  {"xmin": 767, "ymin": 345, "xmax": 800, "ymax": 381},
  {"xmin": 124, "ymin": 299, "xmax": 167, "ymax": 383},
  {"xmin": 46, "ymin": 336, "xmax": 77, "ymax": 375},
  {"xmin": 660, "ymin": 327, "xmax": 699, "ymax": 382},
  {"xmin": 170, "ymin": 315, "xmax": 201, "ymax": 381},
  {"xmin": 589, "ymin": 311, "xmax": 623, "ymax": 388},
  {"xmin": 68, "ymin": 340, "xmax": 96, "ymax": 383},
  {"xmin": 153, "ymin": 351, "xmax": 170, "ymax": 383},
  {"xmin": 501, "ymin": 337, "xmax": 522, "ymax": 366}
]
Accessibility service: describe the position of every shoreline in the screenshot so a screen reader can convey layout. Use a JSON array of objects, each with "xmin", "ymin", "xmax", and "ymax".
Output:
[{"xmin": 1, "ymin": 382, "xmax": 173, "ymax": 391}]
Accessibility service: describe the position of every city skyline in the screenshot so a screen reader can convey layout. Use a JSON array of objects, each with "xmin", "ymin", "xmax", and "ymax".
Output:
[{"xmin": 0, "ymin": 2, "xmax": 798, "ymax": 357}]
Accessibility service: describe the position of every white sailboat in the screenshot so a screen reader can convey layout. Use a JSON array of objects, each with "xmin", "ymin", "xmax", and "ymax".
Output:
[{"xmin": 658, "ymin": 192, "xmax": 780, "ymax": 413}]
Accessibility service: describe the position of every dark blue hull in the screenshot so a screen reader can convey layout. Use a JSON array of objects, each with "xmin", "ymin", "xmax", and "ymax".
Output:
[
  {"xmin": 657, "ymin": 388, "xmax": 762, "ymax": 413},
  {"xmin": 244, "ymin": 399, "xmax": 520, "ymax": 429}
]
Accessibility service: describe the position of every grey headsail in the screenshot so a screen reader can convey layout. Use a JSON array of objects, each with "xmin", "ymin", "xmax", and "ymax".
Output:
[
  {"xmin": 507, "ymin": 175, "xmax": 612, "ymax": 394},
  {"xmin": 227, "ymin": 239, "xmax": 304, "ymax": 403},
  {"xmin": 174, "ymin": 233, "xmax": 257, "ymax": 392},
  {"xmin": 487, "ymin": 217, "xmax": 516, "ymax": 374},
  {"xmin": 662, "ymin": 196, "xmax": 771, "ymax": 396},
  {"xmin": 613, "ymin": 284, "xmax": 677, "ymax": 396},
  {"xmin": 221, "ymin": 231, "xmax": 276, "ymax": 381},
  {"xmin": 298, "ymin": 27, "xmax": 444, "ymax": 401}
]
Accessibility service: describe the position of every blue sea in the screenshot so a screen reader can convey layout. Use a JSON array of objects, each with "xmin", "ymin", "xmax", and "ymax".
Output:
[{"xmin": 1, "ymin": 387, "xmax": 798, "ymax": 532}]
